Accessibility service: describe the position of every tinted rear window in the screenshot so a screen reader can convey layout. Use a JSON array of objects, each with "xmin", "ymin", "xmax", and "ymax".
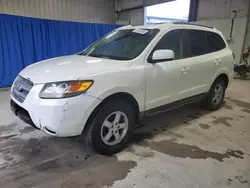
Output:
[
  {"xmin": 182, "ymin": 29, "xmax": 226, "ymax": 58},
  {"xmin": 182, "ymin": 30, "xmax": 211, "ymax": 58},
  {"xmin": 206, "ymin": 31, "xmax": 226, "ymax": 52}
]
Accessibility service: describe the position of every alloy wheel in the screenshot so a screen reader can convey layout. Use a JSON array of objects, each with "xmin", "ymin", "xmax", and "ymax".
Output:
[
  {"xmin": 212, "ymin": 84, "xmax": 224, "ymax": 105},
  {"xmin": 101, "ymin": 111, "xmax": 129, "ymax": 146}
]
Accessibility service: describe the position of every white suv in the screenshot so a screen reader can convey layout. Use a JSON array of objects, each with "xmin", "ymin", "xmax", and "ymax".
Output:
[{"xmin": 11, "ymin": 23, "xmax": 234, "ymax": 154}]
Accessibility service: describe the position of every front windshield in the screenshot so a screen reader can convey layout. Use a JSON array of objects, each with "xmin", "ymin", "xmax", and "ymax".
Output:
[{"xmin": 79, "ymin": 29, "xmax": 159, "ymax": 60}]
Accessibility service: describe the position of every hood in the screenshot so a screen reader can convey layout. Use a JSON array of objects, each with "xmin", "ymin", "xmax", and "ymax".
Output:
[{"xmin": 19, "ymin": 55, "xmax": 129, "ymax": 83}]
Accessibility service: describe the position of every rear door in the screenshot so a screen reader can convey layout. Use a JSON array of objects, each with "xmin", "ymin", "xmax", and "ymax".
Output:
[
  {"xmin": 177, "ymin": 29, "xmax": 223, "ymax": 99},
  {"xmin": 205, "ymin": 31, "xmax": 232, "ymax": 84}
]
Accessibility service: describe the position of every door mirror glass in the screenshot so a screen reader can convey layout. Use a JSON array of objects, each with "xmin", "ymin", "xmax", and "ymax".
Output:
[{"xmin": 151, "ymin": 49, "xmax": 175, "ymax": 63}]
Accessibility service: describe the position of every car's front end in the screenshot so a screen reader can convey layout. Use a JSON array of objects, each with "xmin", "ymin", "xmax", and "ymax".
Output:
[
  {"xmin": 10, "ymin": 75, "xmax": 101, "ymax": 137},
  {"xmin": 10, "ymin": 26, "xmax": 160, "ymax": 139}
]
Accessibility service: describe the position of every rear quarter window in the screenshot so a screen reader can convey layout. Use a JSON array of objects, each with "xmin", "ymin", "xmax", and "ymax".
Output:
[
  {"xmin": 206, "ymin": 31, "xmax": 226, "ymax": 52},
  {"xmin": 182, "ymin": 29, "xmax": 226, "ymax": 58}
]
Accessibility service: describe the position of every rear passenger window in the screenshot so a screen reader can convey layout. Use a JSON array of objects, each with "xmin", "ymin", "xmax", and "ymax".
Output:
[
  {"xmin": 182, "ymin": 30, "xmax": 211, "ymax": 58},
  {"xmin": 152, "ymin": 30, "xmax": 181, "ymax": 60},
  {"xmin": 206, "ymin": 31, "xmax": 226, "ymax": 52}
]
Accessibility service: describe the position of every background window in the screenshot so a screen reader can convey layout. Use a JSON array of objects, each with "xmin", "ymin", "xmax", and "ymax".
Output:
[
  {"xmin": 145, "ymin": 0, "xmax": 190, "ymax": 24},
  {"xmin": 153, "ymin": 30, "xmax": 181, "ymax": 60}
]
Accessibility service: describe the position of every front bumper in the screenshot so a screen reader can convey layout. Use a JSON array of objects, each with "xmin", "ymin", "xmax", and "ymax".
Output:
[
  {"xmin": 10, "ymin": 99, "xmax": 40, "ymax": 130},
  {"xmin": 11, "ymin": 84, "xmax": 101, "ymax": 137}
]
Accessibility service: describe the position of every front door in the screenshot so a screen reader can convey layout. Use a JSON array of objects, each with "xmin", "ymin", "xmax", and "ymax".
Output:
[{"xmin": 144, "ymin": 29, "xmax": 187, "ymax": 110}]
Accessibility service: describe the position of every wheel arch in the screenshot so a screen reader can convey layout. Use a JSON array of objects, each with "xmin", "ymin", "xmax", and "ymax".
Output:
[
  {"xmin": 82, "ymin": 92, "xmax": 140, "ymax": 134},
  {"xmin": 215, "ymin": 73, "xmax": 229, "ymax": 88},
  {"xmin": 212, "ymin": 72, "xmax": 230, "ymax": 89}
]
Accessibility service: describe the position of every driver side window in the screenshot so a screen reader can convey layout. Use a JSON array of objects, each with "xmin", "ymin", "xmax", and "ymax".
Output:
[{"xmin": 151, "ymin": 30, "xmax": 182, "ymax": 60}]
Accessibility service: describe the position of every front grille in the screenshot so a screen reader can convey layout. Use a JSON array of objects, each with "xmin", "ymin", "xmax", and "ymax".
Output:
[{"xmin": 12, "ymin": 76, "xmax": 34, "ymax": 103}]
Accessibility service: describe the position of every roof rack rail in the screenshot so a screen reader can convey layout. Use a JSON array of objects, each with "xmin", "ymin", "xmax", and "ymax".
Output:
[
  {"xmin": 173, "ymin": 22, "xmax": 214, "ymax": 29},
  {"xmin": 118, "ymin": 25, "xmax": 132, "ymax": 29}
]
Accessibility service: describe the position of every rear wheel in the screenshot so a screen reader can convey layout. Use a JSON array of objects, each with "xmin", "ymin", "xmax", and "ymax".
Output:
[
  {"xmin": 84, "ymin": 100, "xmax": 135, "ymax": 155},
  {"xmin": 203, "ymin": 78, "xmax": 226, "ymax": 110}
]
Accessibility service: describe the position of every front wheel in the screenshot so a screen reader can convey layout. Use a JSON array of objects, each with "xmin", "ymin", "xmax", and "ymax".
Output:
[
  {"xmin": 203, "ymin": 78, "xmax": 226, "ymax": 110},
  {"xmin": 84, "ymin": 100, "xmax": 135, "ymax": 155}
]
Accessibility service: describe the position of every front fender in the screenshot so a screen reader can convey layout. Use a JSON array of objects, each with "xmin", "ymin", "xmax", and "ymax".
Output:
[{"xmin": 84, "ymin": 65, "xmax": 145, "ymax": 112}]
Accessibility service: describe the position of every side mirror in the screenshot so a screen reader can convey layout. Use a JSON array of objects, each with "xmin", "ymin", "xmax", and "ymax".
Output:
[{"xmin": 151, "ymin": 49, "xmax": 175, "ymax": 63}]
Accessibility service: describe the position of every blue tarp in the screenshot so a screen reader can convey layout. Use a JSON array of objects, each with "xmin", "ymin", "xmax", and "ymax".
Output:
[{"xmin": 0, "ymin": 14, "xmax": 121, "ymax": 87}]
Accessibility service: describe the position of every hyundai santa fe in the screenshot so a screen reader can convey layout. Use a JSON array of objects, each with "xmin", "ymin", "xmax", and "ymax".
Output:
[{"xmin": 11, "ymin": 22, "xmax": 234, "ymax": 155}]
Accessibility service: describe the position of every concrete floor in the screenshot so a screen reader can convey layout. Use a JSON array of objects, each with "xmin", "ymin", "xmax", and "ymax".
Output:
[{"xmin": 0, "ymin": 79, "xmax": 249, "ymax": 188}]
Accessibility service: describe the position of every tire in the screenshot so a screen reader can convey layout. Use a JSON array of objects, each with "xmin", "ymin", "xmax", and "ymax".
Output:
[
  {"xmin": 240, "ymin": 73, "xmax": 248, "ymax": 80},
  {"xmin": 203, "ymin": 78, "xmax": 226, "ymax": 111},
  {"xmin": 84, "ymin": 100, "xmax": 135, "ymax": 155}
]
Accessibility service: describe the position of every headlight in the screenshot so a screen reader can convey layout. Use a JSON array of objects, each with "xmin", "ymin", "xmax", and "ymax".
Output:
[{"xmin": 39, "ymin": 80, "xmax": 93, "ymax": 99}]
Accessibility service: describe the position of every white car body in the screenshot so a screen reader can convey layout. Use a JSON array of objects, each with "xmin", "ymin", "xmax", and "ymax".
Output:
[{"xmin": 11, "ymin": 23, "xmax": 234, "ymax": 137}]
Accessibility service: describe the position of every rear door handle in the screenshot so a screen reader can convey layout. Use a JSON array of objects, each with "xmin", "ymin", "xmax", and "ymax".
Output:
[
  {"xmin": 214, "ymin": 59, "xmax": 221, "ymax": 66},
  {"xmin": 181, "ymin": 67, "xmax": 190, "ymax": 71},
  {"xmin": 181, "ymin": 67, "xmax": 190, "ymax": 73}
]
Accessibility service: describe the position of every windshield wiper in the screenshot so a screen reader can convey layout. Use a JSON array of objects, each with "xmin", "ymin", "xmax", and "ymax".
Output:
[
  {"xmin": 88, "ymin": 53, "xmax": 130, "ymax": 61},
  {"xmin": 88, "ymin": 53, "xmax": 110, "ymax": 59}
]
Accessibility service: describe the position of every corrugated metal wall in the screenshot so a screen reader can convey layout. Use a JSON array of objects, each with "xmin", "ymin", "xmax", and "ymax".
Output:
[
  {"xmin": 197, "ymin": 0, "xmax": 249, "ymax": 21},
  {"xmin": 115, "ymin": 0, "xmax": 173, "ymax": 25},
  {"xmin": 243, "ymin": 3, "xmax": 250, "ymax": 52},
  {"xmin": 0, "ymin": 0, "xmax": 115, "ymax": 24},
  {"xmin": 116, "ymin": 0, "xmax": 173, "ymax": 9}
]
